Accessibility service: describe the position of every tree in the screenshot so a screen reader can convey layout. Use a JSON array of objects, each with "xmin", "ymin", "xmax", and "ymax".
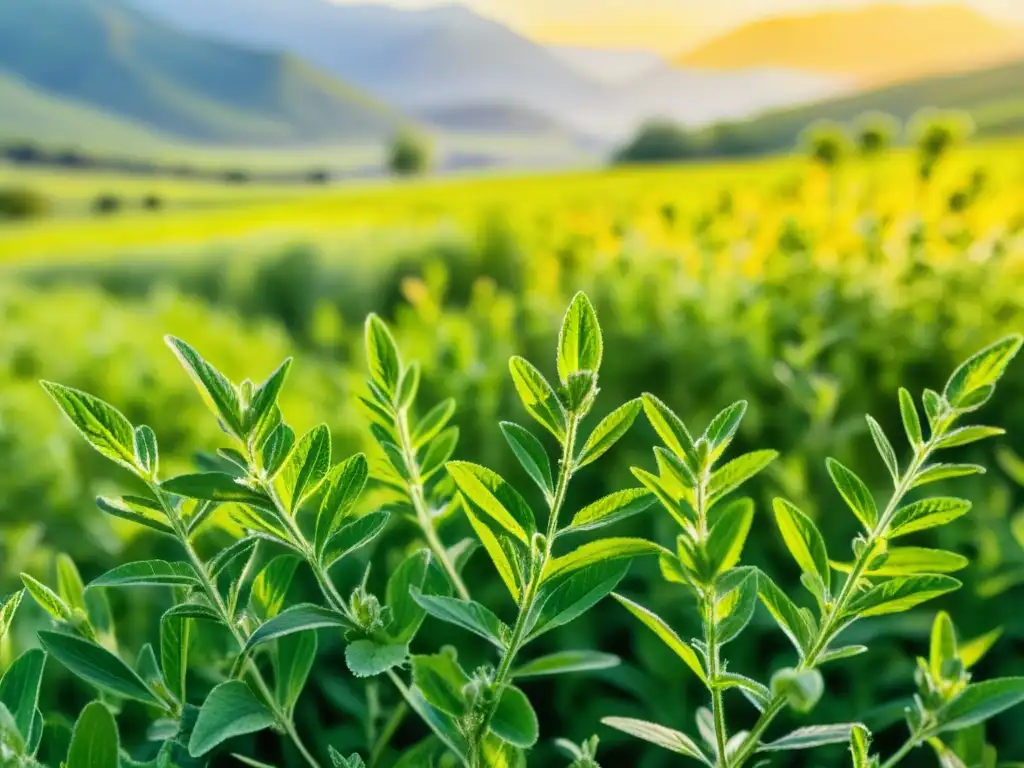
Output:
[
  {"xmin": 614, "ymin": 120, "xmax": 695, "ymax": 164},
  {"xmin": 388, "ymin": 130, "xmax": 434, "ymax": 177},
  {"xmin": 0, "ymin": 187, "xmax": 49, "ymax": 220},
  {"xmin": 801, "ymin": 120, "xmax": 851, "ymax": 209},
  {"xmin": 909, "ymin": 108, "xmax": 974, "ymax": 185},
  {"xmin": 854, "ymin": 111, "xmax": 899, "ymax": 158}
]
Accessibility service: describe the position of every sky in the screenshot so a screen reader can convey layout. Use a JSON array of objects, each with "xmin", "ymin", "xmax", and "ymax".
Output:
[{"xmin": 333, "ymin": 0, "xmax": 1024, "ymax": 52}]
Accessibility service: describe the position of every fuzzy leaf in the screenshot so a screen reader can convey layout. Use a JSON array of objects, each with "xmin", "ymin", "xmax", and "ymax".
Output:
[
  {"xmin": 509, "ymin": 357, "xmax": 567, "ymax": 439},
  {"xmin": 911, "ymin": 464, "xmax": 985, "ymax": 489},
  {"xmin": 833, "ymin": 548, "xmax": 968, "ymax": 577},
  {"xmin": 90, "ymin": 560, "xmax": 200, "ymax": 589},
  {"xmin": 165, "ymin": 337, "xmax": 244, "ymax": 437},
  {"xmin": 935, "ymin": 678, "xmax": 1024, "ymax": 732},
  {"xmin": 888, "ymin": 498, "xmax": 972, "ymax": 538},
  {"xmin": 66, "ymin": 701, "xmax": 119, "ymax": 768},
  {"xmin": 365, "ymin": 315, "xmax": 401, "ymax": 398},
  {"xmin": 315, "ymin": 454, "xmax": 369, "ymax": 553},
  {"xmin": 526, "ymin": 560, "xmax": 628, "ymax": 641},
  {"xmin": 866, "ymin": 415, "xmax": 898, "ymax": 482},
  {"xmin": 557, "ymin": 292, "xmax": 603, "ymax": 384},
  {"xmin": 706, "ymin": 498, "xmax": 755, "ymax": 577},
  {"xmin": 414, "ymin": 399, "xmax": 457, "ymax": 448},
  {"xmin": 542, "ymin": 538, "xmax": 665, "ymax": 584},
  {"xmin": 899, "ymin": 388, "xmax": 923, "ymax": 447},
  {"xmin": 936, "ymin": 426, "xmax": 1005, "ymax": 449},
  {"xmin": 601, "ymin": 717, "xmax": 706, "ymax": 760},
  {"xmin": 576, "ymin": 399, "xmax": 641, "ymax": 469},
  {"xmin": 641, "ymin": 394, "xmax": 697, "ymax": 465},
  {"xmin": 40, "ymin": 382, "xmax": 136, "ymax": 470},
  {"xmin": 943, "ymin": 336, "xmax": 1022, "ymax": 411},
  {"xmin": 611, "ymin": 593, "xmax": 705, "ymax": 680},
  {"xmin": 321, "ymin": 510, "xmax": 391, "ymax": 568},
  {"xmin": 758, "ymin": 724, "xmax": 861, "ymax": 752},
  {"xmin": 464, "ymin": 506, "xmax": 522, "ymax": 601},
  {"xmin": 756, "ymin": 572, "xmax": 813, "ymax": 656},
  {"xmin": 0, "ymin": 591, "xmax": 23, "ymax": 641},
  {"xmin": 826, "ymin": 458, "xmax": 878, "ymax": 529},
  {"xmin": 490, "ymin": 685, "xmax": 538, "ymax": 748},
  {"xmin": 189, "ymin": 681, "xmax": 276, "ymax": 757},
  {"xmin": 411, "ymin": 591, "xmax": 508, "ymax": 649},
  {"xmin": 847, "ymin": 575, "xmax": 960, "ymax": 618},
  {"xmin": 773, "ymin": 498, "xmax": 830, "ymax": 593},
  {"xmin": 0, "ymin": 649, "xmax": 45, "ymax": 741},
  {"xmin": 345, "ymin": 640, "xmax": 408, "ymax": 678},
  {"xmin": 708, "ymin": 450, "xmax": 778, "ymax": 504},
  {"xmin": 704, "ymin": 401, "xmax": 747, "ymax": 460},
  {"xmin": 565, "ymin": 488, "xmax": 655, "ymax": 535},
  {"xmin": 411, "ymin": 651, "xmax": 469, "ymax": 718},
  {"xmin": 244, "ymin": 604, "xmax": 353, "ymax": 653},
  {"xmin": 161, "ymin": 473, "xmax": 269, "ymax": 506},
  {"xmin": 447, "ymin": 462, "xmax": 534, "ymax": 544},
  {"xmin": 276, "ymin": 424, "xmax": 332, "ymax": 513},
  {"xmin": 95, "ymin": 496, "xmax": 174, "ymax": 536},
  {"xmin": 512, "ymin": 650, "xmax": 619, "ymax": 679},
  {"xmin": 714, "ymin": 569, "xmax": 758, "ymax": 645},
  {"xmin": 38, "ymin": 631, "xmax": 159, "ymax": 705},
  {"xmin": 500, "ymin": 422, "xmax": 553, "ymax": 496}
]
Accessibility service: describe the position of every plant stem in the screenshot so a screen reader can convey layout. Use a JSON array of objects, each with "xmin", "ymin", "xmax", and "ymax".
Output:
[
  {"xmin": 879, "ymin": 733, "xmax": 920, "ymax": 768},
  {"xmin": 370, "ymin": 699, "xmax": 408, "ymax": 767},
  {"xmin": 394, "ymin": 403, "xmax": 470, "ymax": 601},
  {"xmin": 727, "ymin": 419, "xmax": 953, "ymax": 768},
  {"xmin": 148, "ymin": 483, "xmax": 321, "ymax": 768},
  {"xmin": 471, "ymin": 414, "xmax": 580, "ymax": 764}
]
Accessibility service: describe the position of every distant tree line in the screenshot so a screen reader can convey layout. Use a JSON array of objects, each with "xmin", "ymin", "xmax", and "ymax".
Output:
[{"xmin": 614, "ymin": 108, "xmax": 976, "ymax": 167}]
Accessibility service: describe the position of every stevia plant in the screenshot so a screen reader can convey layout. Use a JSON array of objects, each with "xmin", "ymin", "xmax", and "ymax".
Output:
[
  {"xmin": 4, "ymin": 292, "xmax": 648, "ymax": 768},
  {"xmin": 601, "ymin": 335, "xmax": 1024, "ymax": 767}
]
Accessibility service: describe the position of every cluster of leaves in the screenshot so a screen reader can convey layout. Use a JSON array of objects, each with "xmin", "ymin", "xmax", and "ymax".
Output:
[
  {"xmin": 2, "ymin": 295, "xmax": 1023, "ymax": 768},
  {"xmin": 599, "ymin": 335, "xmax": 1024, "ymax": 766}
]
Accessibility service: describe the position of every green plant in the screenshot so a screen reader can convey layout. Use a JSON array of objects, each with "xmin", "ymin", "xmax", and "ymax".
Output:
[
  {"xmin": 388, "ymin": 131, "xmax": 433, "ymax": 177},
  {"xmin": 2, "ymin": 295, "xmax": 1023, "ymax": 768},
  {"xmin": 600, "ymin": 335, "xmax": 1024, "ymax": 766}
]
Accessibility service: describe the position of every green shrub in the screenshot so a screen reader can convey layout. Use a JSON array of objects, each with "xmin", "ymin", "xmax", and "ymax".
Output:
[
  {"xmin": 3, "ymin": 294, "xmax": 1022, "ymax": 767},
  {"xmin": 389, "ymin": 130, "xmax": 434, "ymax": 177},
  {"xmin": 0, "ymin": 186, "xmax": 50, "ymax": 220}
]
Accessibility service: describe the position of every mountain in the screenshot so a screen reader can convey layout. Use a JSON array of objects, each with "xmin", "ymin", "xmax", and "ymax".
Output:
[
  {"xmin": 676, "ymin": 4, "xmax": 1024, "ymax": 84},
  {"xmin": 643, "ymin": 58, "xmax": 1024, "ymax": 160},
  {"xmin": 0, "ymin": 0, "xmax": 406, "ymax": 145},
  {"xmin": 547, "ymin": 47, "xmax": 666, "ymax": 85},
  {"xmin": 415, "ymin": 104, "xmax": 570, "ymax": 136}
]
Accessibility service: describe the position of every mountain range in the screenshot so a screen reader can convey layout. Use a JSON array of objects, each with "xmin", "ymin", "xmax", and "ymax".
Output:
[{"xmin": 0, "ymin": 0, "xmax": 1021, "ymax": 161}]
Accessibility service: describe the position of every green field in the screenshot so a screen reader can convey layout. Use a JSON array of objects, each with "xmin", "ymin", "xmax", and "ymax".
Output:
[{"xmin": 3, "ymin": 136, "xmax": 1024, "ymax": 767}]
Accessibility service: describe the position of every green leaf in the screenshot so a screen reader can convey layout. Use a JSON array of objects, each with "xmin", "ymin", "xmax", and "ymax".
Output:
[
  {"xmin": 564, "ymin": 488, "xmax": 655, "ymax": 535},
  {"xmin": 526, "ymin": 560, "xmax": 629, "ymax": 642},
  {"xmin": 826, "ymin": 458, "xmax": 878, "ymax": 530},
  {"xmin": 20, "ymin": 573, "xmax": 73, "ymax": 623},
  {"xmin": 847, "ymin": 575, "xmax": 961, "ymax": 618},
  {"xmin": 246, "ymin": 358, "xmax": 291, "ymax": 436},
  {"xmin": 542, "ymin": 538, "xmax": 665, "ymax": 584},
  {"xmin": 756, "ymin": 572, "xmax": 813, "ymax": 656},
  {"xmin": 959, "ymin": 627, "xmax": 1003, "ymax": 669},
  {"xmin": 66, "ymin": 702, "xmax": 119, "ymax": 768},
  {"xmin": 464, "ymin": 506, "xmax": 522, "ymax": 601},
  {"xmin": 38, "ymin": 630, "xmax": 159, "ymax": 705},
  {"xmin": 641, "ymin": 394, "xmax": 697, "ymax": 466},
  {"xmin": 163, "ymin": 602, "xmax": 223, "ymax": 624},
  {"xmin": 244, "ymin": 604, "xmax": 353, "ymax": 653},
  {"xmin": 249, "ymin": 555, "xmax": 299, "ymax": 621},
  {"xmin": 833, "ymin": 548, "xmax": 968, "ymax": 577},
  {"xmin": 276, "ymin": 424, "xmax": 332, "ymax": 513},
  {"xmin": 56, "ymin": 554, "xmax": 87, "ymax": 614},
  {"xmin": 706, "ymin": 498, "xmax": 754, "ymax": 577},
  {"xmin": 715, "ymin": 673, "xmax": 772, "ymax": 710},
  {"xmin": 396, "ymin": 362, "xmax": 421, "ymax": 411},
  {"xmin": 943, "ymin": 336, "xmax": 1023, "ymax": 411},
  {"xmin": 866, "ymin": 416, "xmax": 898, "ymax": 482},
  {"xmin": 818, "ymin": 645, "xmax": 868, "ymax": 665},
  {"xmin": 160, "ymin": 614, "xmax": 190, "ymax": 704},
  {"xmin": 411, "ymin": 651, "xmax": 470, "ymax": 718},
  {"xmin": 40, "ymin": 382, "xmax": 136, "ymax": 471},
  {"xmin": 936, "ymin": 426, "xmax": 1005, "ymax": 449},
  {"xmin": 161, "ymin": 473, "xmax": 269, "ymax": 506},
  {"xmin": 345, "ymin": 640, "xmax": 408, "ymax": 678},
  {"xmin": 0, "ymin": 590, "xmax": 23, "ymax": 640},
  {"xmin": 771, "ymin": 667, "xmax": 824, "ymax": 714},
  {"xmin": 758, "ymin": 724, "xmax": 861, "ymax": 752},
  {"xmin": 414, "ymin": 399, "xmax": 457, "ymax": 448},
  {"xmin": 165, "ymin": 336, "xmax": 244, "ymax": 437},
  {"xmin": 708, "ymin": 450, "xmax": 778, "ymax": 504},
  {"xmin": 935, "ymin": 678, "xmax": 1024, "ymax": 733},
  {"xmin": 386, "ymin": 550, "xmax": 435, "ymax": 644},
  {"xmin": 90, "ymin": 560, "xmax": 200, "ymax": 589},
  {"xmin": 189, "ymin": 681, "xmax": 276, "ymax": 757},
  {"xmin": 601, "ymin": 717, "xmax": 707, "ymax": 761},
  {"xmin": 714, "ymin": 569, "xmax": 758, "ymax": 645},
  {"xmin": 0, "ymin": 649, "xmax": 45, "ymax": 741},
  {"xmin": 576, "ymin": 399, "xmax": 641, "ymax": 469},
  {"xmin": 95, "ymin": 495, "xmax": 173, "ymax": 536},
  {"xmin": 447, "ymin": 461, "xmax": 535, "ymax": 544},
  {"xmin": 611, "ymin": 593, "xmax": 705, "ymax": 680},
  {"xmin": 850, "ymin": 725, "xmax": 872, "ymax": 768},
  {"xmin": 930, "ymin": 611, "xmax": 958, "ymax": 682},
  {"xmin": 508, "ymin": 356, "xmax": 567, "ymax": 440},
  {"xmin": 419, "ymin": 427, "xmax": 459, "ymax": 480},
  {"xmin": 704, "ymin": 401, "xmax": 747, "ymax": 460},
  {"xmin": 262, "ymin": 423, "xmax": 296, "ymax": 478},
  {"xmin": 364, "ymin": 314, "xmax": 402, "ymax": 398},
  {"xmin": 912, "ymin": 464, "xmax": 986, "ymax": 489},
  {"xmin": 557, "ymin": 292, "xmax": 603, "ymax": 384},
  {"xmin": 133, "ymin": 425, "xmax": 159, "ymax": 477},
  {"xmin": 512, "ymin": 650, "xmax": 619, "ymax": 679},
  {"xmin": 490, "ymin": 685, "xmax": 538, "ymax": 748},
  {"xmin": 500, "ymin": 422, "xmax": 553, "ymax": 496},
  {"xmin": 772, "ymin": 498, "xmax": 830, "ymax": 593},
  {"xmin": 411, "ymin": 591, "xmax": 508, "ymax": 649},
  {"xmin": 899, "ymin": 388, "xmax": 923, "ymax": 447},
  {"xmin": 888, "ymin": 498, "xmax": 972, "ymax": 538},
  {"xmin": 315, "ymin": 454, "xmax": 368, "ymax": 548},
  {"xmin": 321, "ymin": 510, "xmax": 391, "ymax": 568}
]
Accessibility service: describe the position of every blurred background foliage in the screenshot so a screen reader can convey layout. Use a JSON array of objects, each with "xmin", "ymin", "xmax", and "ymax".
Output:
[{"xmin": 2, "ymin": 139, "xmax": 1024, "ymax": 766}]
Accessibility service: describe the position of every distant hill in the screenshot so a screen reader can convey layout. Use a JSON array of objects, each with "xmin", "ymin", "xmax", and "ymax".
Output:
[
  {"xmin": 0, "ymin": 73, "xmax": 178, "ymax": 152},
  {"xmin": 0, "ymin": 0, "xmax": 407, "ymax": 145},
  {"xmin": 619, "ymin": 58, "xmax": 1024, "ymax": 162},
  {"xmin": 126, "ymin": 0, "xmax": 846, "ymax": 140},
  {"xmin": 415, "ymin": 104, "xmax": 570, "ymax": 136},
  {"xmin": 677, "ymin": 4, "xmax": 1024, "ymax": 84}
]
